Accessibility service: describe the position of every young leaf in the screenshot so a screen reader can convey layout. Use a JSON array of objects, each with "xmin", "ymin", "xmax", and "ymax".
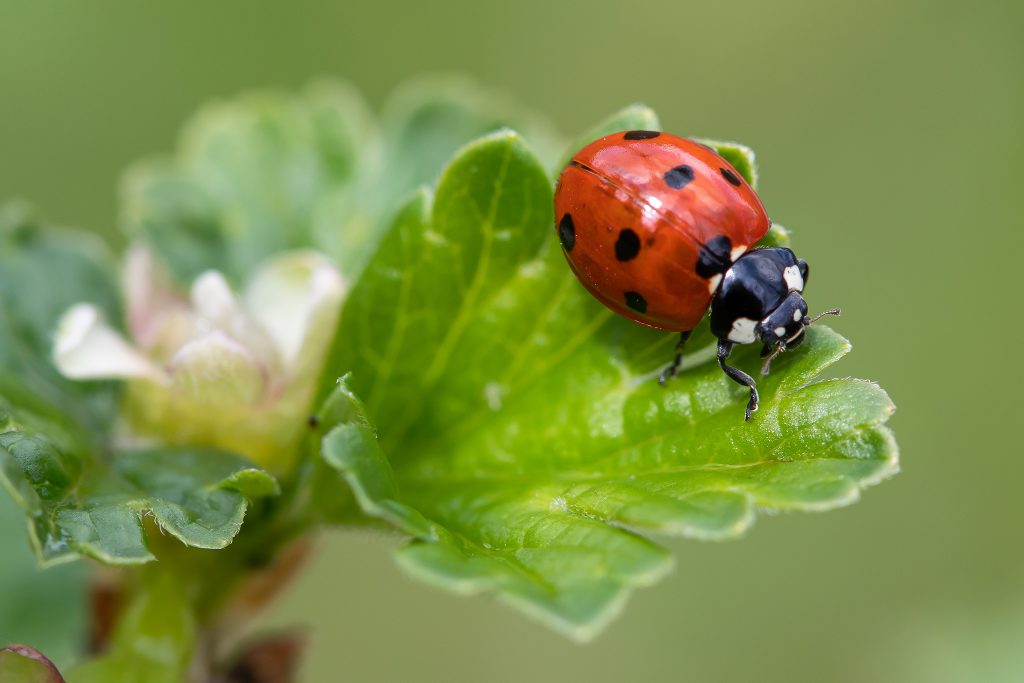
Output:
[
  {"xmin": 320, "ymin": 128, "xmax": 898, "ymax": 640},
  {"xmin": 0, "ymin": 393, "xmax": 278, "ymax": 565},
  {"xmin": 68, "ymin": 571, "xmax": 194, "ymax": 683}
]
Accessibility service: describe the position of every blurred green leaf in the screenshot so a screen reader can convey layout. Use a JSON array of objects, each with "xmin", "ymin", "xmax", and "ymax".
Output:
[
  {"xmin": 68, "ymin": 571, "xmax": 194, "ymax": 683},
  {"xmin": 0, "ymin": 204, "xmax": 121, "ymax": 436},
  {"xmin": 381, "ymin": 76, "xmax": 562, "ymax": 199},
  {"xmin": 0, "ymin": 494, "xmax": 84, "ymax": 668},
  {"xmin": 0, "ymin": 392, "xmax": 278, "ymax": 564},
  {"xmin": 0, "ymin": 645, "xmax": 67, "ymax": 683},
  {"xmin": 318, "ymin": 128, "xmax": 897, "ymax": 639},
  {"xmin": 121, "ymin": 77, "xmax": 562, "ymax": 285},
  {"xmin": 121, "ymin": 80, "xmax": 375, "ymax": 282}
]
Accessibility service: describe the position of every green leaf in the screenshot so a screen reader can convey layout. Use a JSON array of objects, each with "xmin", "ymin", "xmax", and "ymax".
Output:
[
  {"xmin": 320, "ymin": 125, "xmax": 898, "ymax": 639},
  {"xmin": 68, "ymin": 571, "xmax": 194, "ymax": 683},
  {"xmin": 555, "ymin": 103, "xmax": 661, "ymax": 173},
  {"xmin": 322, "ymin": 130, "xmax": 554, "ymax": 443},
  {"xmin": 0, "ymin": 645, "xmax": 66, "ymax": 683},
  {"xmin": 0, "ymin": 204, "xmax": 121, "ymax": 436},
  {"xmin": 0, "ymin": 393, "xmax": 278, "ymax": 565},
  {"xmin": 699, "ymin": 138, "xmax": 759, "ymax": 188}
]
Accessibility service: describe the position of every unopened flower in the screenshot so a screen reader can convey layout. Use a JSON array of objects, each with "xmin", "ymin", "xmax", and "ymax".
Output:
[{"xmin": 54, "ymin": 246, "xmax": 345, "ymax": 471}]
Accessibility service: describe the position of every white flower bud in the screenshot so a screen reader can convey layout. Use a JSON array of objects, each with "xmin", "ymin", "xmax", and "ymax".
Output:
[{"xmin": 53, "ymin": 246, "xmax": 347, "ymax": 471}]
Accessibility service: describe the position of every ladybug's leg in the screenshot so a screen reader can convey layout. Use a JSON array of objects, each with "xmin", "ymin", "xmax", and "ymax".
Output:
[
  {"xmin": 658, "ymin": 330, "xmax": 692, "ymax": 386},
  {"xmin": 717, "ymin": 339, "xmax": 759, "ymax": 420}
]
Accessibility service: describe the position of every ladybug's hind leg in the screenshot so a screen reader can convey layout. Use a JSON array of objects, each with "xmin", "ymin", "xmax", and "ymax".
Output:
[
  {"xmin": 717, "ymin": 339, "xmax": 759, "ymax": 421},
  {"xmin": 658, "ymin": 330, "xmax": 692, "ymax": 386}
]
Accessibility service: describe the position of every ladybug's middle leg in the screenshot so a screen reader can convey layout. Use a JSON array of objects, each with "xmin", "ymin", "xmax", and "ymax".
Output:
[
  {"xmin": 717, "ymin": 339, "xmax": 759, "ymax": 421},
  {"xmin": 658, "ymin": 330, "xmax": 692, "ymax": 386}
]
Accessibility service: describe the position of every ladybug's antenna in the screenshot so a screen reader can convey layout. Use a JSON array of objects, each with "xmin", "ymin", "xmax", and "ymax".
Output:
[{"xmin": 807, "ymin": 308, "xmax": 841, "ymax": 325}]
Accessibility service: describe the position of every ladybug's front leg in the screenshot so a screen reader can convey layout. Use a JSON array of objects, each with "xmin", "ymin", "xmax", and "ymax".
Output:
[
  {"xmin": 716, "ymin": 339, "xmax": 759, "ymax": 420},
  {"xmin": 658, "ymin": 330, "xmax": 692, "ymax": 386}
]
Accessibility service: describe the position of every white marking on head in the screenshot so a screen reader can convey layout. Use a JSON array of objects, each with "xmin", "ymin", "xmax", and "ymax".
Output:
[
  {"xmin": 793, "ymin": 309, "xmax": 803, "ymax": 322},
  {"xmin": 783, "ymin": 265, "xmax": 804, "ymax": 292},
  {"xmin": 728, "ymin": 317, "xmax": 758, "ymax": 344},
  {"xmin": 730, "ymin": 244, "xmax": 747, "ymax": 261},
  {"xmin": 707, "ymin": 273, "xmax": 723, "ymax": 294},
  {"xmin": 774, "ymin": 326, "xmax": 786, "ymax": 337}
]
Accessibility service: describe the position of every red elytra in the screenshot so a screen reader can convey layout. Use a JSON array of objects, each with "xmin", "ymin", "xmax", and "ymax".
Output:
[{"xmin": 554, "ymin": 131, "xmax": 771, "ymax": 331}]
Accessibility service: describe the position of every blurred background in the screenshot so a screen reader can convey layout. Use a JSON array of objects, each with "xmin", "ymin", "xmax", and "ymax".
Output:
[{"xmin": 1, "ymin": 1, "xmax": 1021, "ymax": 681}]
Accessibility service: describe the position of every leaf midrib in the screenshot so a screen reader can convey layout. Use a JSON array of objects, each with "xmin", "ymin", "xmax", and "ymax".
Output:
[
  {"xmin": 394, "ymin": 377, "xmax": 891, "ymax": 495},
  {"xmin": 385, "ymin": 142, "xmax": 516, "ymax": 448},
  {"xmin": 398, "ymin": 447, "xmax": 887, "ymax": 490}
]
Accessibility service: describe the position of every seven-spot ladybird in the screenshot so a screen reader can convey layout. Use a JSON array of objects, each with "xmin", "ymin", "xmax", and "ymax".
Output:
[{"xmin": 554, "ymin": 130, "xmax": 839, "ymax": 420}]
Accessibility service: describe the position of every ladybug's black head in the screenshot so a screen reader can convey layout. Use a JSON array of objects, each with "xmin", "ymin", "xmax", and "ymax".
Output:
[
  {"xmin": 757, "ymin": 291, "xmax": 809, "ymax": 350},
  {"xmin": 709, "ymin": 247, "xmax": 840, "ymax": 373},
  {"xmin": 757, "ymin": 293, "xmax": 841, "ymax": 374},
  {"xmin": 709, "ymin": 248, "xmax": 812, "ymax": 347}
]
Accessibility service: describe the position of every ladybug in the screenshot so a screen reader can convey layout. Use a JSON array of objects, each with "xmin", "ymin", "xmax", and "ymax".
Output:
[{"xmin": 554, "ymin": 130, "xmax": 839, "ymax": 420}]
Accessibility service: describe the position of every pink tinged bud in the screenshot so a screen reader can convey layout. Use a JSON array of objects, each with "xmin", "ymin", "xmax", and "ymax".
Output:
[
  {"xmin": 122, "ymin": 244, "xmax": 189, "ymax": 353},
  {"xmin": 53, "ymin": 247, "xmax": 346, "ymax": 472}
]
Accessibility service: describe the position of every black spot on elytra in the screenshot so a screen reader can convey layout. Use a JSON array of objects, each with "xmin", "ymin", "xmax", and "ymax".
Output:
[
  {"xmin": 696, "ymin": 235, "xmax": 733, "ymax": 278},
  {"xmin": 614, "ymin": 228, "xmax": 641, "ymax": 261},
  {"xmin": 625, "ymin": 291, "xmax": 647, "ymax": 313},
  {"xmin": 720, "ymin": 167, "xmax": 742, "ymax": 186},
  {"xmin": 663, "ymin": 165, "xmax": 695, "ymax": 190},
  {"xmin": 624, "ymin": 130, "xmax": 661, "ymax": 140},
  {"xmin": 559, "ymin": 213, "xmax": 575, "ymax": 251}
]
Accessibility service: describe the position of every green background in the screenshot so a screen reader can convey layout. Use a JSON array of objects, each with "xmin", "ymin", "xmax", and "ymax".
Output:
[{"xmin": 1, "ymin": 1, "xmax": 1021, "ymax": 681}]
